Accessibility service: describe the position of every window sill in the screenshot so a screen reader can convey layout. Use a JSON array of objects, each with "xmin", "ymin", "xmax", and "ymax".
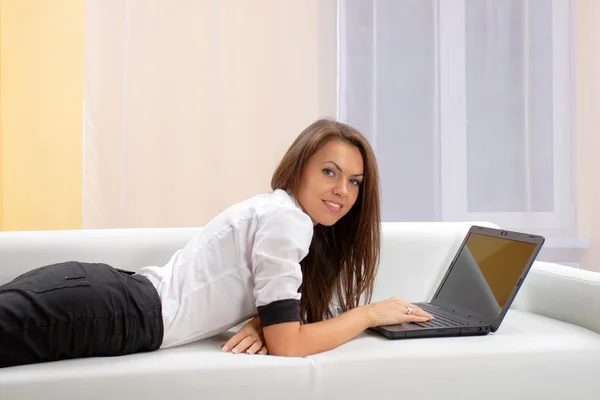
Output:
[
  {"xmin": 537, "ymin": 237, "xmax": 590, "ymax": 269},
  {"xmin": 543, "ymin": 237, "xmax": 590, "ymax": 249}
]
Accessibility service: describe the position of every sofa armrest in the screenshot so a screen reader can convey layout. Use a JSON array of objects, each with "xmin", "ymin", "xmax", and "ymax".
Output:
[{"xmin": 512, "ymin": 261, "xmax": 600, "ymax": 334}]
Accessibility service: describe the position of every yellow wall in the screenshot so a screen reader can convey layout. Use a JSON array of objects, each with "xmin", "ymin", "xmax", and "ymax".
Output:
[{"xmin": 0, "ymin": 0, "xmax": 84, "ymax": 231}]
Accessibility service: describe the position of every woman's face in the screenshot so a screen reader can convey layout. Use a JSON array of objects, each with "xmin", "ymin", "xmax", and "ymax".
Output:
[{"xmin": 297, "ymin": 139, "xmax": 364, "ymax": 226}]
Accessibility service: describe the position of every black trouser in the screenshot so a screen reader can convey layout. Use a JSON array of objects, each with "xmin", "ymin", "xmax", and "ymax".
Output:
[{"xmin": 0, "ymin": 261, "xmax": 163, "ymax": 368}]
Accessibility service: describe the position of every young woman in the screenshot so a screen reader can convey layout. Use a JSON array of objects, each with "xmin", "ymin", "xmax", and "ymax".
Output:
[{"xmin": 0, "ymin": 119, "xmax": 432, "ymax": 368}]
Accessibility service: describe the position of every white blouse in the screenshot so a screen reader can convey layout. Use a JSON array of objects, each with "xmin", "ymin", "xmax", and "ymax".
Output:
[{"xmin": 139, "ymin": 189, "xmax": 314, "ymax": 348}]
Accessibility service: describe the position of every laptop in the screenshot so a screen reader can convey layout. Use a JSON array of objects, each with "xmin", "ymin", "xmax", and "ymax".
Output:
[{"xmin": 371, "ymin": 225, "xmax": 545, "ymax": 339}]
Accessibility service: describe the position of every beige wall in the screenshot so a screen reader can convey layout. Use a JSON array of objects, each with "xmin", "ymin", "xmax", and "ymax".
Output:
[
  {"xmin": 0, "ymin": 0, "xmax": 84, "ymax": 231},
  {"xmin": 576, "ymin": 0, "xmax": 600, "ymax": 272},
  {"xmin": 81, "ymin": 0, "xmax": 338, "ymax": 229}
]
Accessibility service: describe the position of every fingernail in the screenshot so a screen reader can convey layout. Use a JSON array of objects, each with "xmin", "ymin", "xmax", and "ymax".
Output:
[
  {"xmin": 222, "ymin": 346, "xmax": 229, "ymax": 352},
  {"xmin": 232, "ymin": 348, "xmax": 238, "ymax": 354}
]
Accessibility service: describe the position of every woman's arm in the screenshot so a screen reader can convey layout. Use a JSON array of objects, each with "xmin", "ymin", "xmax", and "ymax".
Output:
[
  {"xmin": 250, "ymin": 208, "xmax": 432, "ymax": 356},
  {"xmin": 263, "ymin": 298, "xmax": 432, "ymax": 357},
  {"xmin": 264, "ymin": 306, "xmax": 370, "ymax": 357}
]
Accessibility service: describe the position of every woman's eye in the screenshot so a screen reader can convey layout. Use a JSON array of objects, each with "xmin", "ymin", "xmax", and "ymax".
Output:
[
  {"xmin": 323, "ymin": 168, "xmax": 335, "ymax": 177},
  {"xmin": 349, "ymin": 179, "xmax": 360, "ymax": 186}
]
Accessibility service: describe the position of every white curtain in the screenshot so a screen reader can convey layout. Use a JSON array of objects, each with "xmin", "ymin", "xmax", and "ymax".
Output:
[
  {"xmin": 82, "ymin": 0, "xmax": 600, "ymax": 269},
  {"xmin": 338, "ymin": 0, "xmax": 574, "ymax": 237},
  {"xmin": 83, "ymin": 0, "xmax": 336, "ymax": 229}
]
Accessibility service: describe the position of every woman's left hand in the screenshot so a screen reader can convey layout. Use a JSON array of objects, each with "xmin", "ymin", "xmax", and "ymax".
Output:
[{"xmin": 221, "ymin": 316, "xmax": 268, "ymax": 355}]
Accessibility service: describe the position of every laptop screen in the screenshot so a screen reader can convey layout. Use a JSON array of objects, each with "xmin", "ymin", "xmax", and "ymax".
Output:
[{"xmin": 433, "ymin": 232, "xmax": 538, "ymax": 322}]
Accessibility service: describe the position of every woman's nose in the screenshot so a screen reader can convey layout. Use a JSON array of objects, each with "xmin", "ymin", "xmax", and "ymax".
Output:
[{"xmin": 332, "ymin": 180, "xmax": 348, "ymax": 197}]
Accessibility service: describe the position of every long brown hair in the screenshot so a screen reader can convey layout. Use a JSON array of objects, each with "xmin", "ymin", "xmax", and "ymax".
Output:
[{"xmin": 271, "ymin": 118, "xmax": 381, "ymax": 323}]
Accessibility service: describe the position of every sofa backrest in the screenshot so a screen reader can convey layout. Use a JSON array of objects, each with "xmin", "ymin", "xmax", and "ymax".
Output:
[
  {"xmin": 0, "ymin": 227, "xmax": 200, "ymax": 285},
  {"xmin": 0, "ymin": 222, "xmax": 498, "ymax": 303},
  {"xmin": 373, "ymin": 222, "xmax": 498, "ymax": 302}
]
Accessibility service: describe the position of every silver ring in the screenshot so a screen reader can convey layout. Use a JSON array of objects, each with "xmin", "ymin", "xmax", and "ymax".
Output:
[{"xmin": 406, "ymin": 306, "xmax": 413, "ymax": 315}]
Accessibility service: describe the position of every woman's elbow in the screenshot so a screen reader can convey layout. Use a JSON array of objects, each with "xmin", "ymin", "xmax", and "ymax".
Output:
[
  {"xmin": 265, "ymin": 343, "xmax": 306, "ymax": 357},
  {"xmin": 263, "ymin": 322, "xmax": 306, "ymax": 357}
]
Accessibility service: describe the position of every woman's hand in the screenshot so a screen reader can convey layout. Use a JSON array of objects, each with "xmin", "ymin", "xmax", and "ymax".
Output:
[
  {"xmin": 221, "ymin": 316, "xmax": 268, "ymax": 355},
  {"xmin": 366, "ymin": 297, "xmax": 434, "ymax": 327}
]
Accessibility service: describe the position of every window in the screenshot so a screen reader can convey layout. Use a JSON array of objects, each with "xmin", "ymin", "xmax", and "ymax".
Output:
[{"xmin": 338, "ymin": 0, "xmax": 575, "ymax": 237}]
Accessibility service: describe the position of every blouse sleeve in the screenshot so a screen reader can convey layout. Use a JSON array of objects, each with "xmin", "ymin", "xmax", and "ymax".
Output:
[{"xmin": 251, "ymin": 206, "xmax": 313, "ymax": 327}]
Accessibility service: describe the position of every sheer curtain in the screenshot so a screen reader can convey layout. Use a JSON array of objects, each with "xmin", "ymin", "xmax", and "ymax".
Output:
[
  {"xmin": 338, "ymin": 0, "xmax": 574, "ymax": 237},
  {"xmin": 82, "ymin": 0, "xmax": 599, "ymax": 270},
  {"xmin": 83, "ymin": 0, "xmax": 336, "ymax": 229}
]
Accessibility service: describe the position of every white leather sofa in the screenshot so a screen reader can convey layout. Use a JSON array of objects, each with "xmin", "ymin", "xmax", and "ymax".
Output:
[{"xmin": 1, "ymin": 222, "xmax": 599, "ymax": 399}]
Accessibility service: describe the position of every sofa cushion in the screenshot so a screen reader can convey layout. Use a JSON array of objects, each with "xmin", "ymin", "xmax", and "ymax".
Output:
[
  {"xmin": 0, "ymin": 330, "xmax": 313, "ymax": 400},
  {"xmin": 1, "ymin": 310, "xmax": 598, "ymax": 399},
  {"xmin": 308, "ymin": 310, "xmax": 600, "ymax": 399}
]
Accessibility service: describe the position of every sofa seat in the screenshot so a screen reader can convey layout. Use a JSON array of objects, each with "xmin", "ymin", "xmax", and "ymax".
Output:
[
  {"xmin": 310, "ymin": 310, "xmax": 600, "ymax": 399},
  {"xmin": 1, "ymin": 310, "xmax": 599, "ymax": 400},
  {"xmin": 0, "ymin": 327, "xmax": 313, "ymax": 400}
]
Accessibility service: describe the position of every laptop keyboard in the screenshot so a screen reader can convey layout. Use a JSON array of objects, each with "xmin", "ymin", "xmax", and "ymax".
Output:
[{"xmin": 414, "ymin": 305, "xmax": 469, "ymax": 328}]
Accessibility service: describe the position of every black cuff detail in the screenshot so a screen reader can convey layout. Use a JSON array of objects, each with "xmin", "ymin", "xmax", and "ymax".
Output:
[{"xmin": 257, "ymin": 299, "xmax": 301, "ymax": 327}]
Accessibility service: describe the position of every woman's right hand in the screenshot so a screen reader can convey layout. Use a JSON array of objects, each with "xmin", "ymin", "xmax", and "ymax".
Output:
[
  {"xmin": 366, "ymin": 297, "xmax": 434, "ymax": 327},
  {"xmin": 222, "ymin": 316, "xmax": 268, "ymax": 355}
]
